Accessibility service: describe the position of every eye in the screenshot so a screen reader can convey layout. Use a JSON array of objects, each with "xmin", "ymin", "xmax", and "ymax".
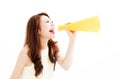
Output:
[
  {"xmin": 45, "ymin": 20, "xmax": 50, "ymax": 23},
  {"xmin": 51, "ymin": 20, "xmax": 53, "ymax": 23}
]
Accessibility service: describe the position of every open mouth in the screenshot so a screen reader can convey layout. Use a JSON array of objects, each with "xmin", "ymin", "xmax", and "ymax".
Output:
[{"xmin": 49, "ymin": 29, "xmax": 55, "ymax": 34}]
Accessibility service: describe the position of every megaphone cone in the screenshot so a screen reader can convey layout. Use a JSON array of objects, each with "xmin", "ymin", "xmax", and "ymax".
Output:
[{"xmin": 58, "ymin": 16, "xmax": 100, "ymax": 32}]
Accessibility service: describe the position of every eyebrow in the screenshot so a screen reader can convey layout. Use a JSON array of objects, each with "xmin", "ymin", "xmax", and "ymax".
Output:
[{"xmin": 44, "ymin": 18, "xmax": 51, "ymax": 22}]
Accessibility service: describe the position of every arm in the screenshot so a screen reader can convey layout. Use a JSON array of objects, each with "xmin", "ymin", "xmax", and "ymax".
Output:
[
  {"xmin": 57, "ymin": 30, "xmax": 76, "ymax": 70},
  {"xmin": 10, "ymin": 46, "xmax": 28, "ymax": 79}
]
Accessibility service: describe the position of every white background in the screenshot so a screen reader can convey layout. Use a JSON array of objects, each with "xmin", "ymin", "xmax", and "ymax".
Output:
[{"xmin": 0, "ymin": 0, "xmax": 120, "ymax": 79}]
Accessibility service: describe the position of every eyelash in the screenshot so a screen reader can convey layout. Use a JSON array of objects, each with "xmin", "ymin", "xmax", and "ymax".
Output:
[
  {"xmin": 45, "ymin": 20, "xmax": 53, "ymax": 23},
  {"xmin": 46, "ymin": 21, "xmax": 50, "ymax": 23}
]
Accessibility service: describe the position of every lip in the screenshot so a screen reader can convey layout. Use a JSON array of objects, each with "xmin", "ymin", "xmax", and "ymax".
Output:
[
  {"xmin": 49, "ymin": 29, "xmax": 55, "ymax": 34},
  {"xmin": 51, "ymin": 31, "xmax": 55, "ymax": 34}
]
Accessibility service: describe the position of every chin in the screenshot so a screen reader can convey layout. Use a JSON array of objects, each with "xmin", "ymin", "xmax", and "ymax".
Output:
[{"xmin": 49, "ymin": 35, "xmax": 55, "ymax": 39}]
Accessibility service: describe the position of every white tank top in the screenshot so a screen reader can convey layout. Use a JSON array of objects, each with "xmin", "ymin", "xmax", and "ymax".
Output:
[{"xmin": 19, "ymin": 48, "xmax": 54, "ymax": 79}]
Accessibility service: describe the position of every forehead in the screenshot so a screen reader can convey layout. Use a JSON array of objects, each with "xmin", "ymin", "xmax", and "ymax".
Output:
[{"xmin": 40, "ymin": 15, "xmax": 50, "ymax": 21}]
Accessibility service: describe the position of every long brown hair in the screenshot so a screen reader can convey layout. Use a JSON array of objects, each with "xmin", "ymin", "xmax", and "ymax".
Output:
[{"xmin": 24, "ymin": 12, "xmax": 59, "ymax": 76}]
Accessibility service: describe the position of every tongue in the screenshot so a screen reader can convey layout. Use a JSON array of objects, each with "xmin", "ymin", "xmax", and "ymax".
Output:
[
  {"xmin": 49, "ymin": 30, "xmax": 54, "ymax": 33},
  {"xmin": 49, "ymin": 30, "xmax": 53, "ymax": 32}
]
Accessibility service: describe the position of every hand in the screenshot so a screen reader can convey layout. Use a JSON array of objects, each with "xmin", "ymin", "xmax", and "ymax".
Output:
[{"xmin": 65, "ymin": 23, "xmax": 76, "ymax": 41}]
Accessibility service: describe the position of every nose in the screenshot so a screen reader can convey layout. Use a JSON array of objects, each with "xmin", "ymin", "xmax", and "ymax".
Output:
[{"xmin": 50, "ymin": 21, "xmax": 54, "ymax": 27}]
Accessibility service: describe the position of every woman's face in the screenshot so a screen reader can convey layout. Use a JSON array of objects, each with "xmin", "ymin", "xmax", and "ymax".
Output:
[{"xmin": 39, "ymin": 15, "xmax": 55, "ymax": 39}]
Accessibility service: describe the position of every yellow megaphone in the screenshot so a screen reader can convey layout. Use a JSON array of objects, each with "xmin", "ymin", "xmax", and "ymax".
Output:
[{"xmin": 58, "ymin": 16, "xmax": 100, "ymax": 32}]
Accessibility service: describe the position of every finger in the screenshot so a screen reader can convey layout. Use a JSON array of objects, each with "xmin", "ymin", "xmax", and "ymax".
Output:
[
  {"xmin": 64, "ymin": 22, "xmax": 71, "ymax": 30},
  {"xmin": 64, "ymin": 25, "xmax": 68, "ymax": 31},
  {"xmin": 65, "ymin": 22, "xmax": 71, "ymax": 25},
  {"xmin": 70, "ymin": 30, "xmax": 75, "ymax": 33}
]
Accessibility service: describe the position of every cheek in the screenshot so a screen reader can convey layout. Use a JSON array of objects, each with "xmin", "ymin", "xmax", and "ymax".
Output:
[
  {"xmin": 41, "ymin": 27, "xmax": 49, "ymax": 33},
  {"xmin": 40, "ymin": 24, "xmax": 50, "ymax": 35},
  {"xmin": 40, "ymin": 28, "xmax": 49, "ymax": 35},
  {"xmin": 41, "ymin": 24, "xmax": 50, "ymax": 30}
]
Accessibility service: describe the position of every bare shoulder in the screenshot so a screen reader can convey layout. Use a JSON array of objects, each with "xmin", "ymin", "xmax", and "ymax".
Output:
[
  {"xmin": 10, "ymin": 45, "xmax": 30, "ymax": 79},
  {"xmin": 21, "ymin": 45, "xmax": 29, "ymax": 54},
  {"xmin": 17, "ymin": 45, "xmax": 29, "ymax": 64}
]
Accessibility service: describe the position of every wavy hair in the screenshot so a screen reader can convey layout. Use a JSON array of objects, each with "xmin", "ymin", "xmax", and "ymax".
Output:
[{"xmin": 24, "ymin": 12, "xmax": 59, "ymax": 76}]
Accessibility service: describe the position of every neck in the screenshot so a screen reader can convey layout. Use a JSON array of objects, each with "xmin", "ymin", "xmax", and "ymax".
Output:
[{"xmin": 40, "ymin": 37, "xmax": 49, "ymax": 50}]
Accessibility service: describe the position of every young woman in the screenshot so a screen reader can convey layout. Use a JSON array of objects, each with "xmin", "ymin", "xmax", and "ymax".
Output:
[{"xmin": 10, "ymin": 12, "xmax": 76, "ymax": 79}]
